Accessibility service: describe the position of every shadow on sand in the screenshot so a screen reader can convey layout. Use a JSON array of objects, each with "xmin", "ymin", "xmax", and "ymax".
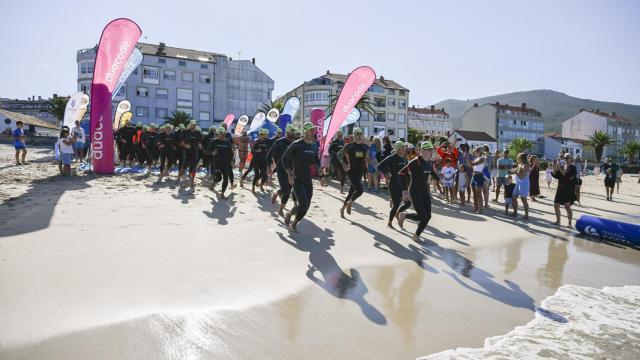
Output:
[{"xmin": 276, "ymin": 222, "xmax": 387, "ymax": 325}]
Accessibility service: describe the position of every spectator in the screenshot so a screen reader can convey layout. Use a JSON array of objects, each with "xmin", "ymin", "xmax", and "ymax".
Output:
[{"xmin": 13, "ymin": 120, "xmax": 27, "ymax": 165}]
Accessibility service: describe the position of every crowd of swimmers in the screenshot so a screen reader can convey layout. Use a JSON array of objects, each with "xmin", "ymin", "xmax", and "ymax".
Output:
[{"xmin": 29, "ymin": 117, "xmax": 631, "ymax": 239}]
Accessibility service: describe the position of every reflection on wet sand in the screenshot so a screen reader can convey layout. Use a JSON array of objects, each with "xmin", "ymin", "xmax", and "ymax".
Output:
[
  {"xmin": 502, "ymin": 238, "xmax": 523, "ymax": 274},
  {"xmin": 537, "ymin": 239, "xmax": 569, "ymax": 290}
]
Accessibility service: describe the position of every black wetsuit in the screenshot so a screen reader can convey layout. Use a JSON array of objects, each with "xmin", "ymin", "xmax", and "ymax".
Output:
[
  {"xmin": 249, "ymin": 138, "xmax": 271, "ymax": 187},
  {"xmin": 206, "ymin": 138, "xmax": 234, "ymax": 192},
  {"xmin": 340, "ymin": 142, "xmax": 369, "ymax": 206},
  {"xmin": 118, "ymin": 125, "xmax": 136, "ymax": 163},
  {"xmin": 267, "ymin": 136, "xmax": 295, "ymax": 204},
  {"xmin": 281, "ymin": 139, "xmax": 320, "ymax": 222},
  {"xmin": 157, "ymin": 132, "xmax": 175, "ymax": 174},
  {"xmin": 181, "ymin": 129, "xmax": 202, "ymax": 175},
  {"xmin": 172, "ymin": 130, "xmax": 184, "ymax": 170},
  {"xmin": 201, "ymin": 133, "xmax": 216, "ymax": 174},
  {"xmin": 143, "ymin": 131, "xmax": 159, "ymax": 166},
  {"xmin": 400, "ymin": 157, "xmax": 433, "ymax": 236},
  {"xmin": 328, "ymin": 138, "xmax": 346, "ymax": 188},
  {"xmin": 378, "ymin": 153, "xmax": 411, "ymax": 223}
]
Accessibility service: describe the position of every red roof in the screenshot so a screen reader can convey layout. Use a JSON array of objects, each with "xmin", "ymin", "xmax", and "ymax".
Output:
[
  {"xmin": 409, "ymin": 106, "xmax": 449, "ymax": 117},
  {"xmin": 581, "ymin": 109, "xmax": 632, "ymax": 124},
  {"xmin": 489, "ymin": 102, "xmax": 541, "ymax": 116}
]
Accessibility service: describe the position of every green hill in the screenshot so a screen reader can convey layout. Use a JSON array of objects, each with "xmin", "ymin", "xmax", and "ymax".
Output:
[{"xmin": 432, "ymin": 90, "xmax": 640, "ymax": 133}]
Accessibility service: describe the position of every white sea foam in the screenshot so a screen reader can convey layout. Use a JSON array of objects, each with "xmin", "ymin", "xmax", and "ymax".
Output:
[{"xmin": 421, "ymin": 285, "xmax": 640, "ymax": 360}]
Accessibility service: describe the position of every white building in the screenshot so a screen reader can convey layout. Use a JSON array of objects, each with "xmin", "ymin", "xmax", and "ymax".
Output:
[
  {"xmin": 77, "ymin": 42, "xmax": 274, "ymax": 128},
  {"xmin": 1, "ymin": 109, "xmax": 59, "ymax": 137},
  {"xmin": 448, "ymin": 130, "xmax": 498, "ymax": 153},
  {"xmin": 561, "ymin": 109, "xmax": 640, "ymax": 158},
  {"xmin": 279, "ymin": 71, "xmax": 409, "ymax": 140},
  {"xmin": 543, "ymin": 135, "xmax": 584, "ymax": 160},
  {"xmin": 408, "ymin": 105, "xmax": 452, "ymax": 136}
]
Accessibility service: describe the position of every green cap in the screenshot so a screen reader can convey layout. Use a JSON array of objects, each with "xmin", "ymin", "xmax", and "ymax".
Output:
[
  {"xmin": 394, "ymin": 140, "xmax": 407, "ymax": 150},
  {"xmin": 143, "ymin": 125, "xmax": 149, "ymax": 131},
  {"xmin": 420, "ymin": 141, "xmax": 434, "ymax": 150},
  {"xmin": 337, "ymin": 129, "xmax": 344, "ymax": 135},
  {"xmin": 189, "ymin": 120, "xmax": 197, "ymax": 125},
  {"xmin": 285, "ymin": 124, "xmax": 296, "ymax": 133},
  {"xmin": 177, "ymin": 124, "xmax": 185, "ymax": 130},
  {"xmin": 353, "ymin": 127, "xmax": 363, "ymax": 135},
  {"xmin": 302, "ymin": 122, "xmax": 315, "ymax": 132},
  {"xmin": 259, "ymin": 128, "xmax": 269, "ymax": 135},
  {"xmin": 209, "ymin": 127, "xmax": 217, "ymax": 133},
  {"xmin": 218, "ymin": 126, "xmax": 226, "ymax": 133},
  {"xmin": 195, "ymin": 126, "xmax": 201, "ymax": 132}
]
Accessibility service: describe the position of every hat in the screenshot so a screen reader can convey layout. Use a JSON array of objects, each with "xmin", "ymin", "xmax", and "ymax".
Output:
[
  {"xmin": 302, "ymin": 122, "xmax": 315, "ymax": 132},
  {"xmin": 285, "ymin": 124, "xmax": 296, "ymax": 133},
  {"xmin": 420, "ymin": 141, "xmax": 434, "ymax": 150},
  {"xmin": 209, "ymin": 127, "xmax": 217, "ymax": 133},
  {"xmin": 353, "ymin": 127, "xmax": 363, "ymax": 135},
  {"xmin": 149, "ymin": 123, "xmax": 157, "ymax": 129},
  {"xmin": 337, "ymin": 129, "xmax": 344, "ymax": 135},
  {"xmin": 177, "ymin": 124, "xmax": 185, "ymax": 130},
  {"xmin": 195, "ymin": 126, "xmax": 201, "ymax": 132},
  {"xmin": 218, "ymin": 126, "xmax": 226, "ymax": 133},
  {"xmin": 393, "ymin": 141, "xmax": 407, "ymax": 150},
  {"xmin": 259, "ymin": 128, "xmax": 269, "ymax": 135},
  {"xmin": 189, "ymin": 120, "xmax": 197, "ymax": 125}
]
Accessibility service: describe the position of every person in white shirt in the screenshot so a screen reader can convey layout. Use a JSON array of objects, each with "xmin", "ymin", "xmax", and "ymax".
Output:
[
  {"xmin": 60, "ymin": 127, "xmax": 77, "ymax": 177},
  {"xmin": 441, "ymin": 159, "xmax": 457, "ymax": 204},
  {"xmin": 71, "ymin": 120, "xmax": 86, "ymax": 162},
  {"xmin": 457, "ymin": 163, "xmax": 467, "ymax": 207}
]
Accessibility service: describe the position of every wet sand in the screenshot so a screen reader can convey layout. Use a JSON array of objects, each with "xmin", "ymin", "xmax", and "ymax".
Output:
[{"xmin": 1, "ymin": 144, "xmax": 639, "ymax": 359}]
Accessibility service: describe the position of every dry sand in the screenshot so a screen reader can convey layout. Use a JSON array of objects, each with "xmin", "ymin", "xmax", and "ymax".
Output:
[{"xmin": 1, "ymin": 143, "xmax": 639, "ymax": 359}]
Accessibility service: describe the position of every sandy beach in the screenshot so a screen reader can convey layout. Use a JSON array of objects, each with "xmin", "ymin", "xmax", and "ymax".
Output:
[{"xmin": 1, "ymin": 143, "xmax": 639, "ymax": 359}]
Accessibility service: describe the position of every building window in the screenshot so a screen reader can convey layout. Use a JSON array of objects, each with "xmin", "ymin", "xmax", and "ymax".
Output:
[
  {"xmin": 387, "ymin": 113, "xmax": 396, "ymax": 121},
  {"xmin": 304, "ymin": 91, "xmax": 330, "ymax": 103},
  {"xmin": 375, "ymin": 112, "xmax": 386, "ymax": 122},
  {"xmin": 136, "ymin": 87, "xmax": 149, "ymax": 97},
  {"xmin": 142, "ymin": 66, "xmax": 160, "ymax": 84},
  {"xmin": 399, "ymin": 90, "xmax": 406, "ymax": 96},
  {"xmin": 373, "ymin": 125, "xmax": 386, "ymax": 135},
  {"xmin": 156, "ymin": 108, "xmax": 168, "ymax": 118},
  {"xmin": 199, "ymin": 112, "xmax": 210, "ymax": 122},
  {"xmin": 163, "ymin": 70, "xmax": 176, "ymax": 80},
  {"xmin": 398, "ymin": 128, "xmax": 406, "ymax": 140},
  {"xmin": 114, "ymin": 85, "xmax": 126, "ymax": 99},
  {"xmin": 178, "ymin": 60, "xmax": 186, "ymax": 66},
  {"xmin": 158, "ymin": 58, "xmax": 166, "ymax": 64},
  {"xmin": 182, "ymin": 72, "xmax": 194, "ymax": 82},
  {"xmin": 200, "ymin": 64, "xmax": 208, "ymax": 69},
  {"xmin": 177, "ymin": 107, "xmax": 192, "ymax": 116},
  {"xmin": 156, "ymin": 88, "xmax": 168, "ymax": 99},
  {"xmin": 199, "ymin": 92, "xmax": 211, "ymax": 102},
  {"xmin": 360, "ymin": 111, "xmax": 370, "ymax": 122},
  {"xmin": 199, "ymin": 74, "xmax": 211, "ymax": 84},
  {"xmin": 374, "ymin": 97, "xmax": 386, "ymax": 107},
  {"xmin": 387, "ymin": 98, "xmax": 396, "ymax": 107},
  {"xmin": 177, "ymin": 89, "xmax": 193, "ymax": 107},
  {"xmin": 398, "ymin": 114, "xmax": 406, "ymax": 124},
  {"xmin": 398, "ymin": 99, "xmax": 407, "ymax": 109},
  {"xmin": 304, "ymin": 108, "xmax": 311, "ymax": 120},
  {"xmin": 369, "ymin": 85, "xmax": 384, "ymax": 93},
  {"xmin": 136, "ymin": 107, "xmax": 149, "ymax": 117},
  {"xmin": 388, "ymin": 89, "xmax": 396, "ymax": 95}
]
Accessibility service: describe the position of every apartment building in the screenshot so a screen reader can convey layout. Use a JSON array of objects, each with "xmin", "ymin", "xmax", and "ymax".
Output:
[
  {"xmin": 77, "ymin": 42, "xmax": 274, "ymax": 128},
  {"xmin": 279, "ymin": 71, "xmax": 409, "ymax": 140},
  {"xmin": 461, "ymin": 102, "xmax": 544, "ymax": 155},
  {"xmin": 407, "ymin": 105, "xmax": 452, "ymax": 136}
]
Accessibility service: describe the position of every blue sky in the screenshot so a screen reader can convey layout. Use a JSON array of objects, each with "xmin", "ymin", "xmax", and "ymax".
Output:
[{"xmin": 1, "ymin": 0, "xmax": 639, "ymax": 105}]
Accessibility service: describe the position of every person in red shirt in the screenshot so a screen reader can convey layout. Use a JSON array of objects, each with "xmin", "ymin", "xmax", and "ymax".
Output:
[{"xmin": 436, "ymin": 139, "xmax": 458, "ymax": 165}]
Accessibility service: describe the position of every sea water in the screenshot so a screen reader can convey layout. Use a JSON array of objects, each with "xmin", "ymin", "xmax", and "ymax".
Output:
[{"xmin": 421, "ymin": 285, "xmax": 640, "ymax": 359}]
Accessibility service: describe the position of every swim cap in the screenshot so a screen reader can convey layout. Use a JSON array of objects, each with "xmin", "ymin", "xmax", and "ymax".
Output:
[
  {"xmin": 218, "ymin": 126, "xmax": 226, "ymax": 133},
  {"xmin": 189, "ymin": 120, "xmax": 197, "ymax": 125},
  {"xmin": 259, "ymin": 128, "xmax": 269, "ymax": 135},
  {"xmin": 195, "ymin": 126, "xmax": 201, "ymax": 132},
  {"xmin": 394, "ymin": 141, "xmax": 407, "ymax": 150},
  {"xmin": 420, "ymin": 141, "xmax": 434, "ymax": 150},
  {"xmin": 302, "ymin": 122, "xmax": 315, "ymax": 132},
  {"xmin": 353, "ymin": 127, "xmax": 363, "ymax": 135},
  {"xmin": 177, "ymin": 124, "xmax": 185, "ymax": 130},
  {"xmin": 285, "ymin": 124, "xmax": 296, "ymax": 133},
  {"xmin": 149, "ymin": 123, "xmax": 157, "ymax": 129}
]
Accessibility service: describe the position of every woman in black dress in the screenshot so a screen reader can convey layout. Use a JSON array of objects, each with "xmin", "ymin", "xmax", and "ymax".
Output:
[
  {"xmin": 552, "ymin": 153, "xmax": 577, "ymax": 227},
  {"xmin": 528, "ymin": 155, "xmax": 540, "ymax": 202}
]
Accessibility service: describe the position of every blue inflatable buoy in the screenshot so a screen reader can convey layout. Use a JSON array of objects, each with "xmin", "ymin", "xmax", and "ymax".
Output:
[{"xmin": 575, "ymin": 215, "xmax": 640, "ymax": 247}]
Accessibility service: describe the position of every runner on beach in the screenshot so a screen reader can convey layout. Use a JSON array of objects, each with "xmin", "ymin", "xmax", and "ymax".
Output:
[
  {"xmin": 281, "ymin": 122, "xmax": 320, "ymax": 233},
  {"xmin": 235, "ymin": 131, "xmax": 251, "ymax": 174},
  {"xmin": 180, "ymin": 121, "xmax": 202, "ymax": 189},
  {"xmin": 12, "ymin": 121, "xmax": 27, "ymax": 165},
  {"xmin": 246, "ymin": 128, "xmax": 271, "ymax": 193},
  {"xmin": 397, "ymin": 141, "xmax": 435, "ymax": 243},
  {"xmin": 268, "ymin": 124, "xmax": 297, "ymax": 215},
  {"xmin": 377, "ymin": 141, "xmax": 410, "ymax": 228},
  {"xmin": 206, "ymin": 127, "xmax": 234, "ymax": 198},
  {"xmin": 157, "ymin": 125, "xmax": 175, "ymax": 178},
  {"xmin": 201, "ymin": 127, "xmax": 216, "ymax": 177},
  {"xmin": 339, "ymin": 127, "xmax": 369, "ymax": 218}
]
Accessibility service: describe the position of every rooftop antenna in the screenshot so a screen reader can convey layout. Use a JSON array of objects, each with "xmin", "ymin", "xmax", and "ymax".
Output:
[
  {"xmin": 237, "ymin": 51, "xmax": 241, "ymax": 60},
  {"xmin": 144, "ymin": 36, "xmax": 148, "ymax": 43}
]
